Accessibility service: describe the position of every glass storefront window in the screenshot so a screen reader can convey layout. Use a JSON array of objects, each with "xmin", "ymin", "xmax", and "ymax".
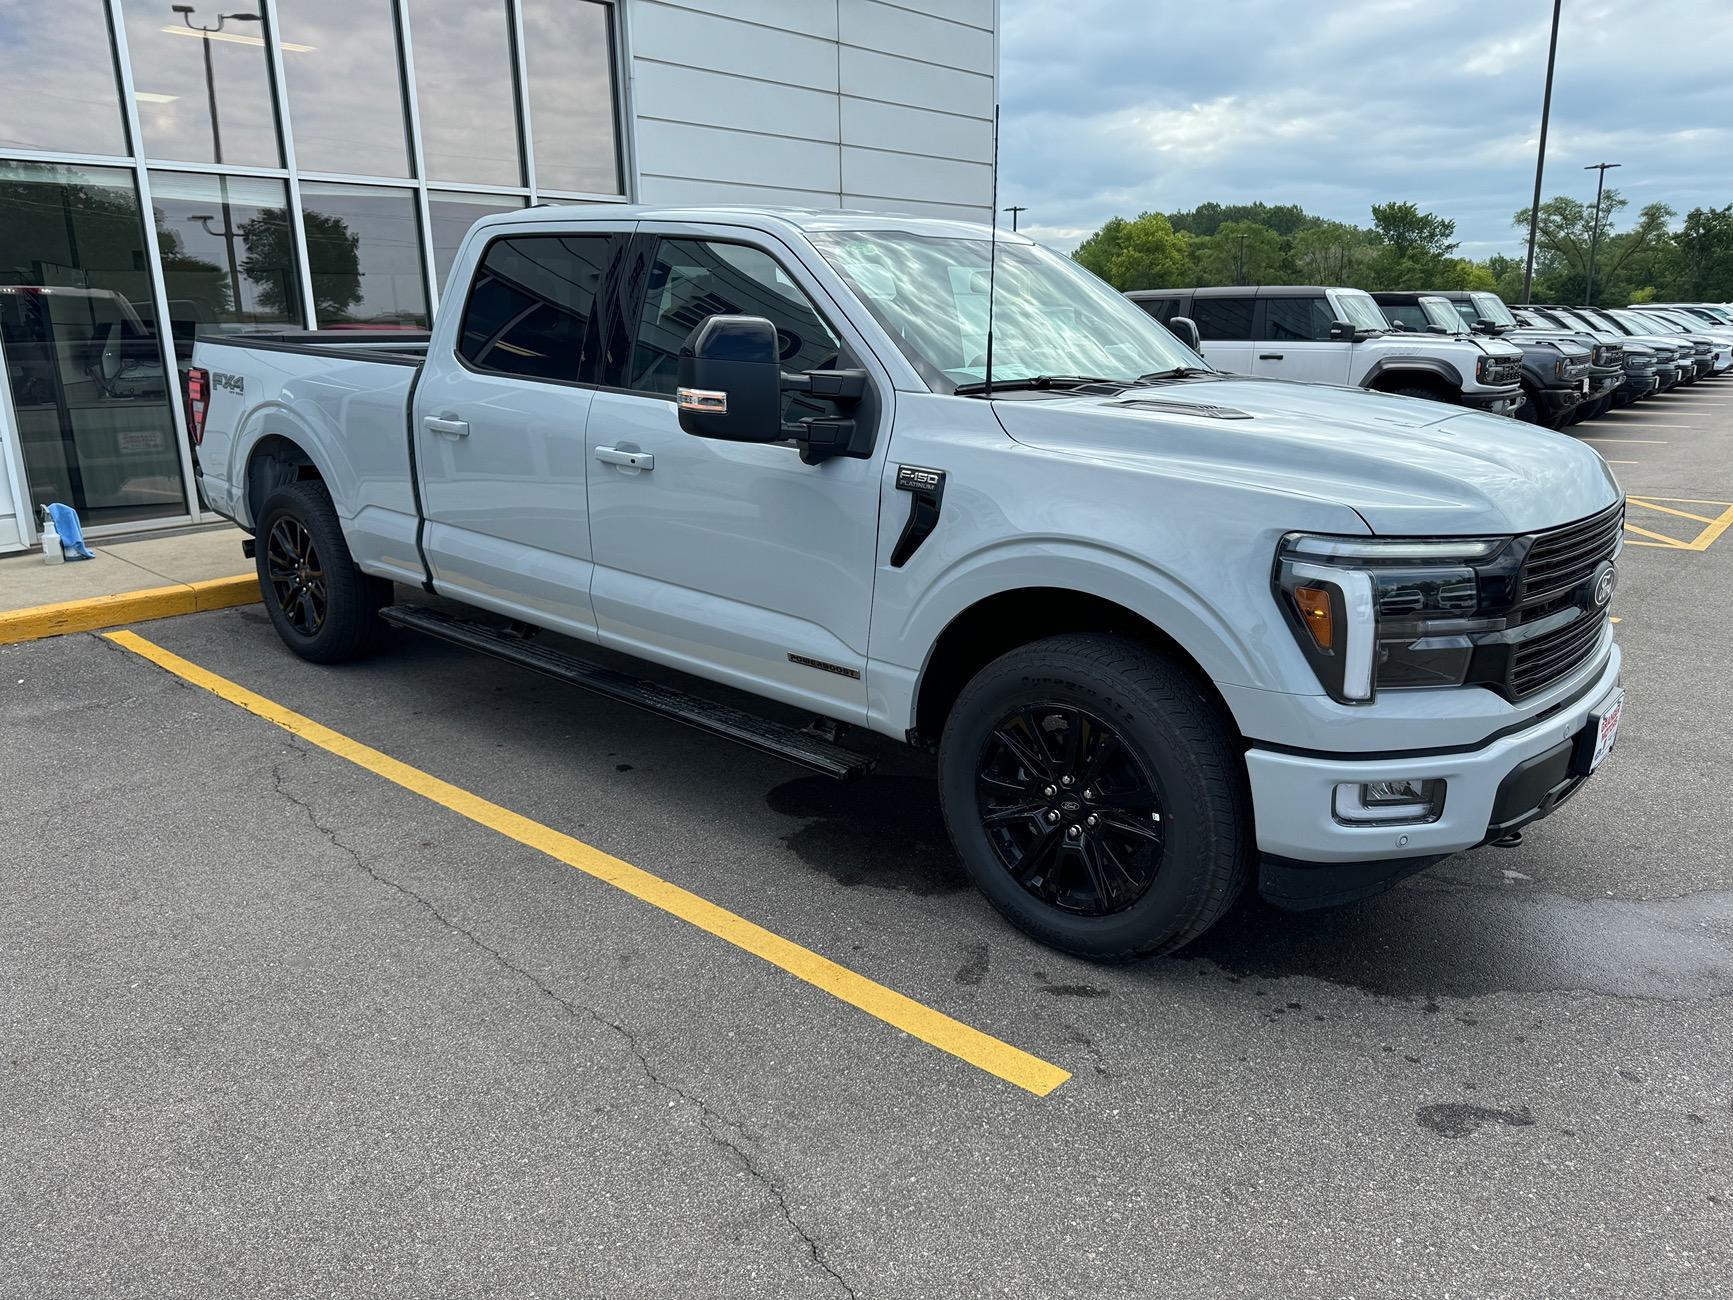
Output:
[
  {"xmin": 408, "ymin": 0, "xmax": 523, "ymax": 188},
  {"xmin": 149, "ymin": 172, "xmax": 302, "ymax": 360},
  {"xmin": 0, "ymin": 0, "xmax": 129, "ymax": 157},
  {"xmin": 0, "ymin": 161, "xmax": 184, "ymax": 526},
  {"xmin": 299, "ymin": 182, "xmax": 428, "ymax": 328},
  {"xmin": 120, "ymin": 0, "xmax": 282, "ymax": 167},
  {"xmin": 427, "ymin": 191, "xmax": 525, "ymax": 293},
  {"xmin": 277, "ymin": 0, "xmax": 411, "ymax": 179},
  {"xmin": 522, "ymin": 0, "xmax": 622, "ymax": 196}
]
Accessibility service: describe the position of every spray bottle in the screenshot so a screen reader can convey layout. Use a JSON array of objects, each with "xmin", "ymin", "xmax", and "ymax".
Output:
[{"xmin": 40, "ymin": 507, "xmax": 64, "ymax": 566}]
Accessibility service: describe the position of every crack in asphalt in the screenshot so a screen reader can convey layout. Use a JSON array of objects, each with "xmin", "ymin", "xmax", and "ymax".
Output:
[{"xmin": 266, "ymin": 751, "xmax": 858, "ymax": 1300}]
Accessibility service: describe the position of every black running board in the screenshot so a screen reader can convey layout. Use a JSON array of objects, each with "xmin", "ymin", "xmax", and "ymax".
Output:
[{"xmin": 379, "ymin": 605, "xmax": 874, "ymax": 781}]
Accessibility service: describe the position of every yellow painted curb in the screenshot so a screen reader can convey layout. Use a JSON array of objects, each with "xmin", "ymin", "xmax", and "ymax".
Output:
[{"xmin": 0, "ymin": 573, "xmax": 260, "ymax": 646}]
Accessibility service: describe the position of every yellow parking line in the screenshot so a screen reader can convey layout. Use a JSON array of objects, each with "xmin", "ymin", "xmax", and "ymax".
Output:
[
  {"xmin": 0, "ymin": 574, "xmax": 258, "ymax": 645},
  {"xmin": 1623, "ymin": 522, "xmax": 1691, "ymax": 548},
  {"xmin": 1628, "ymin": 500, "xmax": 1720, "ymax": 525},
  {"xmin": 102, "ymin": 629, "xmax": 1070, "ymax": 1098}
]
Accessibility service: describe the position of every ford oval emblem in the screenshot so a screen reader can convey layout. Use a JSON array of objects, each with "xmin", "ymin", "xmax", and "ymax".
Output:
[{"xmin": 1591, "ymin": 561, "xmax": 1617, "ymax": 608}]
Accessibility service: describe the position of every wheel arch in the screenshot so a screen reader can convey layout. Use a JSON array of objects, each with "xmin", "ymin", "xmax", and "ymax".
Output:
[
  {"xmin": 241, "ymin": 430, "xmax": 330, "ymax": 529},
  {"xmin": 1362, "ymin": 356, "xmax": 1464, "ymax": 401}
]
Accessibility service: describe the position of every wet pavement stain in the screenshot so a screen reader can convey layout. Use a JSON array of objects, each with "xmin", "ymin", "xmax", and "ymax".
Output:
[
  {"xmin": 767, "ymin": 775, "xmax": 966, "ymax": 895},
  {"xmin": 1415, "ymin": 1103, "xmax": 1537, "ymax": 1138},
  {"xmin": 1042, "ymin": 984, "xmax": 1110, "ymax": 999},
  {"xmin": 955, "ymin": 942, "xmax": 990, "ymax": 986},
  {"xmin": 1179, "ymin": 884, "xmax": 1733, "ymax": 1000}
]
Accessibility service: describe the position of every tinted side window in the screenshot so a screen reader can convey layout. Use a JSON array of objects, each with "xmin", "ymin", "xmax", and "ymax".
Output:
[
  {"xmin": 1379, "ymin": 303, "xmax": 1429, "ymax": 333},
  {"xmin": 459, "ymin": 235, "xmax": 611, "ymax": 382},
  {"xmin": 629, "ymin": 239, "xmax": 841, "ymax": 398},
  {"xmin": 1133, "ymin": 297, "xmax": 1182, "ymax": 324},
  {"xmin": 1264, "ymin": 296, "xmax": 1336, "ymax": 342},
  {"xmin": 1189, "ymin": 296, "xmax": 1255, "ymax": 340}
]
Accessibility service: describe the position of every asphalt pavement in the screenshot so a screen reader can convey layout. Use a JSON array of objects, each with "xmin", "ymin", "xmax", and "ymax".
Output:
[{"xmin": 3, "ymin": 382, "xmax": 1730, "ymax": 1299}]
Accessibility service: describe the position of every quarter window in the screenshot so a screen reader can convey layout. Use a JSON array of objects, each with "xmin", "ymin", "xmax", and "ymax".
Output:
[
  {"xmin": 628, "ymin": 240, "xmax": 842, "ymax": 399},
  {"xmin": 1264, "ymin": 296, "xmax": 1336, "ymax": 342},
  {"xmin": 1188, "ymin": 296, "xmax": 1256, "ymax": 340},
  {"xmin": 458, "ymin": 235, "xmax": 611, "ymax": 383}
]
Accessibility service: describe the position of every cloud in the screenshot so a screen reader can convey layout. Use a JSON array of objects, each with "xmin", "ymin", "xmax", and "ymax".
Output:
[{"xmin": 999, "ymin": 0, "xmax": 1733, "ymax": 255}]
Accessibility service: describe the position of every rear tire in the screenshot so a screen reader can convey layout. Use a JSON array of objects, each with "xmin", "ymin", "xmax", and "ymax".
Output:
[
  {"xmin": 1386, "ymin": 383, "xmax": 1454, "ymax": 405},
  {"xmin": 937, "ymin": 634, "xmax": 1251, "ymax": 961},
  {"xmin": 255, "ymin": 480, "xmax": 391, "ymax": 664}
]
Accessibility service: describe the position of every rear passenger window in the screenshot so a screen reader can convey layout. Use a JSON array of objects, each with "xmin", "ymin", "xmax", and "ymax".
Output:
[
  {"xmin": 1264, "ymin": 296, "xmax": 1337, "ymax": 342},
  {"xmin": 1189, "ymin": 296, "xmax": 1255, "ymax": 340},
  {"xmin": 1134, "ymin": 297, "xmax": 1182, "ymax": 324},
  {"xmin": 628, "ymin": 238, "xmax": 841, "ymax": 398},
  {"xmin": 1377, "ymin": 303, "xmax": 1428, "ymax": 333},
  {"xmin": 458, "ymin": 235, "xmax": 611, "ymax": 383}
]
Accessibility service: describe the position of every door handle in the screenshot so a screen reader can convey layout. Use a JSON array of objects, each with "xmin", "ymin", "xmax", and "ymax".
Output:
[
  {"xmin": 1259, "ymin": 353, "xmax": 1284, "ymax": 361},
  {"xmin": 424, "ymin": 415, "xmax": 469, "ymax": 437},
  {"xmin": 595, "ymin": 446, "xmax": 654, "ymax": 471}
]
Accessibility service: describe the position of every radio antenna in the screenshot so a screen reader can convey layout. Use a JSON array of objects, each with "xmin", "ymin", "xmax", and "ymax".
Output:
[{"xmin": 983, "ymin": 103, "xmax": 1000, "ymax": 400}]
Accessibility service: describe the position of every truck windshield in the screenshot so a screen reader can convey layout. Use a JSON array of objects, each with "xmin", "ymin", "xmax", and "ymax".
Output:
[
  {"xmin": 808, "ymin": 230, "xmax": 1206, "ymax": 394},
  {"xmin": 1331, "ymin": 290, "xmax": 1388, "ymax": 333},
  {"xmin": 1469, "ymin": 293, "xmax": 1518, "ymax": 328},
  {"xmin": 1418, "ymin": 297, "xmax": 1466, "ymax": 332}
]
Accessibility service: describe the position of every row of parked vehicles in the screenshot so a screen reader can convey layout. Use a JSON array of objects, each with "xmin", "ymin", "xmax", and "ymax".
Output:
[
  {"xmin": 1129, "ymin": 286, "xmax": 1732, "ymax": 429},
  {"xmin": 191, "ymin": 205, "xmax": 1634, "ymax": 961}
]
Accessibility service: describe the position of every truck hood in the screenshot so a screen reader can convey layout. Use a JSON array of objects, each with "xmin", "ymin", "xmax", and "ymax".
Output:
[{"xmin": 992, "ymin": 377, "xmax": 1620, "ymax": 536}]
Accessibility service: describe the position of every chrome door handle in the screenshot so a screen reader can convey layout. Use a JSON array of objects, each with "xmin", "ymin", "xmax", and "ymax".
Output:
[
  {"xmin": 595, "ymin": 446, "xmax": 654, "ymax": 471},
  {"xmin": 424, "ymin": 415, "xmax": 469, "ymax": 437},
  {"xmin": 1259, "ymin": 353, "xmax": 1284, "ymax": 361}
]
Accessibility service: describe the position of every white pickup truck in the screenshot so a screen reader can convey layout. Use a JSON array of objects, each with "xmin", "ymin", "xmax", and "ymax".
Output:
[{"xmin": 191, "ymin": 206, "xmax": 1626, "ymax": 960}]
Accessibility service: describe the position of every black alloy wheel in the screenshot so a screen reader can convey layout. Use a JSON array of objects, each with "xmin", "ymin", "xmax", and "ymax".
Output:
[
  {"xmin": 265, "ymin": 516, "xmax": 327, "ymax": 636},
  {"xmin": 975, "ymin": 702, "xmax": 1167, "ymax": 916}
]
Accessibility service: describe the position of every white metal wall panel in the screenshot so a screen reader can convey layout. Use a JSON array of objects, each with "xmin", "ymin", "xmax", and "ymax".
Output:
[
  {"xmin": 635, "ymin": 61, "xmax": 841, "ymax": 143},
  {"xmin": 636, "ymin": 119, "xmax": 843, "ymax": 193},
  {"xmin": 838, "ymin": 0, "xmax": 995, "ymax": 73},
  {"xmin": 630, "ymin": 2, "xmax": 840, "ymax": 92},
  {"xmin": 840, "ymin": 97, "xmax": 992, "ymax": 163},
  {"xmin": 836, "ymin": 46, "xmax": 994, "ymax": 120},
  {"xmin": 644, "ymin": 0, "xmax": 839, "ymax": 40},
  {"xmin": 638, "ymin": 175, "xmax": 842, "ymax": 210},
  {"xmin": 841, "ymin": 147, "xmax": 992, "ymax": 208}
]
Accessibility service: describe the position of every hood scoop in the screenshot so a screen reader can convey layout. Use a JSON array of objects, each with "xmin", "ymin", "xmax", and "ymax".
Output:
[{"xmin": 1113, "ymin": 397, "xmax": 1253, "ymax": 420}]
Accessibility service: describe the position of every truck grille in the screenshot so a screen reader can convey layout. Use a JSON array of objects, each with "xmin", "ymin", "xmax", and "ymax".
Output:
[
  {"xmin": 1482, "ymin": 357, "xmax": 1521, "ymax": 386},
  {"xmin": 1507, "ymin": 501, "xmax": 1623, "ymax": 696}
]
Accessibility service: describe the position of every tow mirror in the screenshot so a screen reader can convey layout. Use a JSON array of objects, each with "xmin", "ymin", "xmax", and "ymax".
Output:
[
  {"xmin": 1167, "ymin": 316, "xmax": 1202, "ymax": 351},
  {"xmin": 677, "ymin": 314, "xmax": 871, "ymax": 463},
  {"xmin": 1328, "ymin": 319, "xmax": 1357, "ymax": 341}
]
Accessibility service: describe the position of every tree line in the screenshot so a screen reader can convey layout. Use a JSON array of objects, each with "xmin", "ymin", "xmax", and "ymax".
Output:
[{"xmin": 1069, "ymin": 194, "xmax": 1733, "ymax": 306}]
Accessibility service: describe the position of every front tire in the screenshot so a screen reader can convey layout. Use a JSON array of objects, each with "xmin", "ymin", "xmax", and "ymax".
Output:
[
  {"xmin": 255, "ymin": 480, "xmax": 390, "ymax": 663},
  {"xmin": 937, "ymin": 634, "xmax": 1251, "ymax": 961}
]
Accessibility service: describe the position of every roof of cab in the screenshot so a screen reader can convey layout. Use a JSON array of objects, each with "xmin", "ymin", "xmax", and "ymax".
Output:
[{"xmin": 471, "ymin": 203, "xmax": 1031, "ymax": 245}]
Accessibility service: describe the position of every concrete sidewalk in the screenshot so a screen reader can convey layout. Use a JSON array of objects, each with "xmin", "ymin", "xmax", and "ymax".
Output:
[{"xmin": 0, "ymin": 523, "xmax": 258, "ymax": 642}]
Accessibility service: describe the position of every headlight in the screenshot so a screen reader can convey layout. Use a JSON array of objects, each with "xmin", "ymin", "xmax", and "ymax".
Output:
[
  {"xmin": 1475, "ymin": 356, "xmax": 1502, "ymax": 383},
  {"xmin": 1554, "ymin": 357, "xmax": 1570, "ymax": 379},
  {"xmin": 1274, "ymin": 533, "xmax": 1514, "ymax": 703}
]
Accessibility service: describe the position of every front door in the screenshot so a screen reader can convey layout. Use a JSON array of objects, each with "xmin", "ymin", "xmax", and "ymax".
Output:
[
  {"xmin": 1254, "ymin": 295, "xmax": 1353, "ymax": 385},
  {"xmin": 584, "ymin": 230, "xmax": 888, "ymax": 722},
  {"xmin": 414, "ymin": 229, "xmax": 621, "ymax": 639}
]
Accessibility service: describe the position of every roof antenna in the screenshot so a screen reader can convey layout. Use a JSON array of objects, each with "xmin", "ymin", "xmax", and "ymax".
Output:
[{"xmin": 983, "ymin": 103, "xmax": 1000, "ymax": 400}]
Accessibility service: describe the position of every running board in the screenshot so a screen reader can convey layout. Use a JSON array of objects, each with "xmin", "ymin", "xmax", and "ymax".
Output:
[{"xmin": 379, "ymin": 605, "xmax": 875, "ymax": 781}]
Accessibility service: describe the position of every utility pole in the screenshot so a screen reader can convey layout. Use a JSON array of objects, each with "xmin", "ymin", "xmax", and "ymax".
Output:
[
  {"xmin": 1521, "ymin": 0, "xmax": 1562, "ymax": 304},
  {"xmin": 1002, "ymin": 204, "xmax": 1026, "ymax": 232},
  {"xmin": 1583, "ymin": 161, "xmax": 1622, "ymax": 305},
  {"xmin": 172, "ymin": 5, "xmax": 262, "ymax": 165}
]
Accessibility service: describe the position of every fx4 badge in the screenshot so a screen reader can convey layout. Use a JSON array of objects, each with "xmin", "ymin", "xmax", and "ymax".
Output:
[{"xmin": 891, "ymin": 465, "xmax": 946, "ymax": 567}]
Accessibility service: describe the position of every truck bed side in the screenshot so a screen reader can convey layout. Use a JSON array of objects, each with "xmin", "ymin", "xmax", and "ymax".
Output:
[{"xmin": 193, "ymin": 334, "xmax": 429, "ymax": 587}]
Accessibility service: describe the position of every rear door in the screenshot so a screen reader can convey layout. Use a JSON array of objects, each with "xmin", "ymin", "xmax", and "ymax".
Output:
[
  {"xmin": 414, "ymin": 225, "xmax": 625, "ymax": 639},
  {"xmin": 1254, "ymin": 294, "xmax": 1352, "ymax": 385},
  {"xmin": 583, "ymin": 226, "xmax": 890, "ymax": 722},
  {"xmin": 1187, "ymin": 295, "xmax": 1258, "ymax": 373}
]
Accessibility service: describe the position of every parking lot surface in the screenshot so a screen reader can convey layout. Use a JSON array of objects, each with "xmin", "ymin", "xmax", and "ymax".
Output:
[{"xmin": 5, "ymin": 386, "xmax": 1731, "ymax": 1298}]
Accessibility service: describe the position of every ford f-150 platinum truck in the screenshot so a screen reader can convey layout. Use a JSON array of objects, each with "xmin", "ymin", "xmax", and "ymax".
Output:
[{"xmin": 190, "ymin": 206, "xmax": 1626, "ymax": 961}]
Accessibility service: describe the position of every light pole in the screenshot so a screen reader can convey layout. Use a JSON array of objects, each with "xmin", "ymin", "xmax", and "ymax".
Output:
[
  {"xmin": 171, "ymin": 5, "xmax": 261, "ymax": 165},
  {"xmin": 188, "ymin": 211, "xmax": 242, "ymax": 322},
  {"xmin": 1583, "ymin": 161, "xmax": 1621, "ymax": 306},
  {"xmin": 1521, "ymin": 0, "xmax": 1562, "ymax": 304},
  {"xmin": 1002, "ymin": 205, "xmax": 1026, "ymax": 232}
]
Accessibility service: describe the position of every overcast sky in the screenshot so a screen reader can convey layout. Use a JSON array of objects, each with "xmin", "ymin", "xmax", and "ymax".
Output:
[{"xmin": 998, "ymin": 0, "xmax": 1733, "ymax": 256}]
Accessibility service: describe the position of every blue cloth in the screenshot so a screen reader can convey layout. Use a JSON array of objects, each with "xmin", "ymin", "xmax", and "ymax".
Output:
[{"xmin": 45, "ymin": 502, "xmax": 95, "ymax": 560}]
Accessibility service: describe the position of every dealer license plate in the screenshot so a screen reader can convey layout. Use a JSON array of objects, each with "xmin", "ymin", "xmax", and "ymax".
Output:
[{"xmin": 1589, "ymin": 690, "xmax": 1623, "ymax": 771}]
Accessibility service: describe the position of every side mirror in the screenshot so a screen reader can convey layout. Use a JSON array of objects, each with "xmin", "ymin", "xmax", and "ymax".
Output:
[
  {"xmin": 1389, "ymin": 319, "xmax": 1408, "ymax": 332},
  {"xmin": 1167, "ymin": 316, "xmax": 1202, "ymax": 351},
  {"xmin": 677, "ymin": 314, "xmax": 871, "ymax": 463},
  {"xmin": 1471, "ymin": 318, "xmax": 1502, "ymax": 336},
  {"xmin": 1328, "ymin": 320, "xmax": 1356, "ymax": 341}
]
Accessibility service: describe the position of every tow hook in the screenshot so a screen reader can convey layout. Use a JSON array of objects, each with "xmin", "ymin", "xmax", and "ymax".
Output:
[{"xmin": 1490, "ymin": 830, "xmax": 1523, "ymax": 849}]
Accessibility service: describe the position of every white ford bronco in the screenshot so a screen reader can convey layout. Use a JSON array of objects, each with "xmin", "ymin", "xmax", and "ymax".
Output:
[{"xmin": 190, "ymin": 207, "xmax": 1624, "ymax": 959}]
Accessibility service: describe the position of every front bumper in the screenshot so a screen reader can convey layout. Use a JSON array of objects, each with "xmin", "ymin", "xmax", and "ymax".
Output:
[
  {"xmin": 1246, "ymin": 641, "xmax": 1621, "ymax": 900},
  {"xmin": 1619, "ymin": 371, "xmax": 1659, "ymax": 399},
  {"xmin": 1462, "ymin": 384, "xmax": 1524, "ymax": 416},
  {"xmin": 1530, "ymin": 383, "xmax": 1584, "ymax": 419}
]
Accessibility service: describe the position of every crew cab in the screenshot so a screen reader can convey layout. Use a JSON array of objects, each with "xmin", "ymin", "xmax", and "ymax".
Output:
[
  {"xmin": 190, "ymin": 207, "xmax": 1626, "ymax": 960},
  {"xmin": 1429, "ymin": 290, "xmax": 1624, "ymax": 424},
  {"xmin": 1128, "ymin": 285, "xmax": 1525, "ymax": 414}
]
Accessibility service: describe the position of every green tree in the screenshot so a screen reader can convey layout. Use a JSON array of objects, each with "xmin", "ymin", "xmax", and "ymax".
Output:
[
  {"xmin": 1070, "ymin": 212, "xmax": 1192, "ymax": 290},
  {"xmin": 241, "ymin": 207, "xmax": 361, "ymax": 321},
  {"xmin": 1290, "ymin": 220, "xmax": 1375, "ymax": 286},
  {"xmin": 1167, "ymin": 201, "xmax": 1310, "ymax": 238},
  {"xmin": 1672, "ymin": 204, "xmax": 1733, "ymax": 300},
  {"xmin": 1367, "ymin": 201, "xmax": 1459, "ymax": 288},
  {"xmin": 1513, "ymin": 191, "xmax": 1674, "ymax": 305},
  {"xmin": 1194, "ymin": 219, "xmax": 1284, "ymax": 285}
]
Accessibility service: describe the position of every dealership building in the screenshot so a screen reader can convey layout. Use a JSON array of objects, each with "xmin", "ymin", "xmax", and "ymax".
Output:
[{"xmin": 0, "ymin": 0, "xmax": 997, "ymax": 554}]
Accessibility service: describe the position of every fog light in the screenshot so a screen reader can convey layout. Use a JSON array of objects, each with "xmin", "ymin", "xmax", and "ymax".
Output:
[{"xmin": 1334, "ymin": 779, "xmax": 1444, "ymax": 824}]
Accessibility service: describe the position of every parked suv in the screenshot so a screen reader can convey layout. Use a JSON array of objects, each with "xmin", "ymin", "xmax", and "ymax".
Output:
[
  {"xmin": 1525, "ymin": 306, "xmax": 1680, "ymax": 396},
  {"xmin": 190, "ymin": 207, "xmax": 1626, "ymax": 960},
  {"xmin": 1129, "ymin": 286, "xmax": 1524, "ymax": 414},
  {"xmin": 1562, "ymin": 306, "xmax": 1705, "ymax": 386},
  {"xmin": 1624, "ymin": 307, "xmax": 1733, "ymax": 374},
  {"xmin": 1419, "ymin": 291, "xmax": 1622, "ymax": 425},
  {"xmin": 1372, "ymin": 291, "xmax": 1593, "ymax": 429}
]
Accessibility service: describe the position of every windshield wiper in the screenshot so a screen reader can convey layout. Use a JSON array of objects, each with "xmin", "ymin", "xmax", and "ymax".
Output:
[
  {"xmin": 1132, "ymin": 366, "xmax": 1214, "ymax": 383},
  {"xmin": 953, "ymin": 375, "xmax": 1117, "ymax": 396}
]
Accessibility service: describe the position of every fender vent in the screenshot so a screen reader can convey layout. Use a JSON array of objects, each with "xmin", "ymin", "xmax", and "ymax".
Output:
[{"xmin": 1112, "ymin": 398, "xmax": 1252, "ymax": 419}]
